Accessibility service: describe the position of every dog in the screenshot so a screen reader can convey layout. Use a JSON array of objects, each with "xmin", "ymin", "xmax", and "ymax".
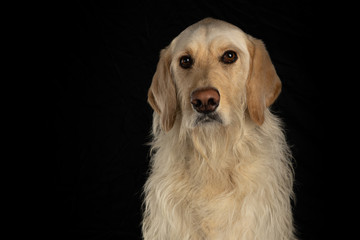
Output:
[{"xmin": 142, "ymin": 18, "xmax": 296, "ymax": 240}]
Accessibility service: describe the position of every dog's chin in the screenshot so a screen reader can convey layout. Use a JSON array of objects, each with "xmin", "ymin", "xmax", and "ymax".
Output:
[{"xmin": 194, "ymin": 112, "xmax": 223, "ymax": 126}]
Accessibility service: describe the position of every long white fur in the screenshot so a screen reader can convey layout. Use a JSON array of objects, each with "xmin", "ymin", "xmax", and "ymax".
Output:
[{"xmin": 143, "ymin": 18, "xmax": 296, "ymax": 240}]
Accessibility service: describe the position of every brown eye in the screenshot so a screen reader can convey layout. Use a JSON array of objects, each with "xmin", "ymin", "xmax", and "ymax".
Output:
[
  {"xmin": 180, "ymin": 55, "xmax": 193, "ymax": 69},
  {"xmin": 221, "ymin": 50, "xmax": 237, "ymax": 64}
]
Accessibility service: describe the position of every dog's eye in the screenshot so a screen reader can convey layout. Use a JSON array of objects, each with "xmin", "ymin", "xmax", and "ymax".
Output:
[
  {"xmin": 179, "ymin": 55, "xmax": 193, "ymax": 69},
  {"xmin": 221, "ymin": 50, "xmax": 238, "ymax": 64}
]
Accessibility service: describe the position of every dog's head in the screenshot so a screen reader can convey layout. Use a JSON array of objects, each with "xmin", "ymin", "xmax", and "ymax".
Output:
[{"xmin": 148, "ymin": 18, "xmax": 281, "ymax": 132}]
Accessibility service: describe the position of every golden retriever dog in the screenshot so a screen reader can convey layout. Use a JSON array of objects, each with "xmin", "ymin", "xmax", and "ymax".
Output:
[{"xmin": 143, "ymin": 18, "xmax": 296, "ymax": 240}]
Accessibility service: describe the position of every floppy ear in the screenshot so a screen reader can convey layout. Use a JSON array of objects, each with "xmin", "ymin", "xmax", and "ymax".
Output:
[
  {"xmin": 246, "ymin": 36, "xmax": 282, "ymax": 125},
  {"xmin": 148, "ymin": 47, "xmax": 177, "ymax": 132}
]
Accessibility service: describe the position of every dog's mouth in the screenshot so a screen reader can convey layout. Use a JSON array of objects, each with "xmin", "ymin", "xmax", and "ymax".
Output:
[{"xmin": 194, "ymin": 112, "xmax": 223, "ymax": 125}]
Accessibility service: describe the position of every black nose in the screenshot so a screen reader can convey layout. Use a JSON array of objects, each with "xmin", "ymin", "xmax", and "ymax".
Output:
[{"xmin": 191, "ymin": 88, "xmax": 220, "ymax": 114}]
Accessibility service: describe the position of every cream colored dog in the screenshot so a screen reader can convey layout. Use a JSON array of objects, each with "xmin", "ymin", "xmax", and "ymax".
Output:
[{"xmin": 143, "ymin": 18, "xmax": 296, "ymax": 240}]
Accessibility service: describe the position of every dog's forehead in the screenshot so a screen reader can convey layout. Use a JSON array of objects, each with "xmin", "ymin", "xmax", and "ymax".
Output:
[{"xmin": 170, "ymin": 18, "xmax": 248, "ymax": 54}]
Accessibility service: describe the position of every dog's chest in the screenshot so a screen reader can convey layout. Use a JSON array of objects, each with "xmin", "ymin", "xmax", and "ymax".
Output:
[
  {"xmin": 191, "ymin": 187, "xmax": 241, "ymax": 238},
  {"xmin": 179, "ymin": 166, "xmax": 242, "ymax": 235}
]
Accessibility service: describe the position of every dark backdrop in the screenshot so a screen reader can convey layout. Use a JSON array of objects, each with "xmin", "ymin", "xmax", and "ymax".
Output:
[{"xmin": 48, "ymin": 1, "xmax": 328, "ymax": 239}]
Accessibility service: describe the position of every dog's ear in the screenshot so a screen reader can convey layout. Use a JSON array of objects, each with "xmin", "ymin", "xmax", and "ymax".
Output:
[
  {"xmin": 245, "ymin": 36, "xmax": 281, "ymax": 125},
  {"xmin": 148, "ymin": 47, "xmax": 177, "ymax": 132}
]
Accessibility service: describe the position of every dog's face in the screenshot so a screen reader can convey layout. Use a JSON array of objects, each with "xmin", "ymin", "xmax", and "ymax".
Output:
[{"xmin": 148, "ymin": 18, "xmax": 281, "ymax": 132}]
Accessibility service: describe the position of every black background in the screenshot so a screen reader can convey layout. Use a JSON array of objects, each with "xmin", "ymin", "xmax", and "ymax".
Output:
[{"xmin": 48, "ymin": 1, "xmax": 330, "ymax": 239}]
